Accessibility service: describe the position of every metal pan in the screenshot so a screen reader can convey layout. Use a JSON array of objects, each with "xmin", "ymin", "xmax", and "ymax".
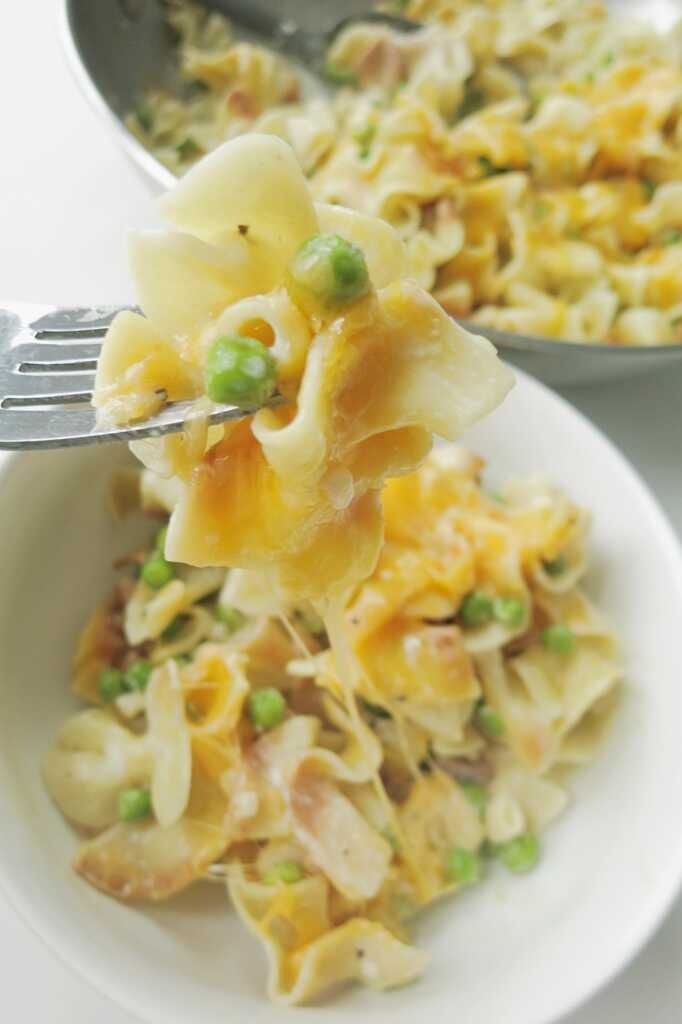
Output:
[{"xmin": 60, "ymin": 0, "xmax": 682, "ymax": 386}]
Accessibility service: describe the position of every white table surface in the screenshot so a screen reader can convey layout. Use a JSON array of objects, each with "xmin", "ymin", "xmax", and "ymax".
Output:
[{"xmin": 2, "ymin": 2, "xmax": 682, "ymax": 1021}]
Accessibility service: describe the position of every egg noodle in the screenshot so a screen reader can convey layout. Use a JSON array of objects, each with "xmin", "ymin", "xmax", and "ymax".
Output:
[
  {"xmin": 43, "ymin": 134, "xmax": 619, "ymax": 1005},
  {"xmin": 127, "ymin": 0, "xmax": 682, "ymax": 348}
]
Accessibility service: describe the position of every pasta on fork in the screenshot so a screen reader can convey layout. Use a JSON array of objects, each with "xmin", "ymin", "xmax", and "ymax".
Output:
[{"xmin": 94, "ymin": 133, "xmax": 511, "ymax": 602}]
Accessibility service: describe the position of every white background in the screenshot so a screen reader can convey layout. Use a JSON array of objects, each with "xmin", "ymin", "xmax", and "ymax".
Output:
[{"xmin": 1, "ymin": 2, "xmax": 682, "ymax": 1021}]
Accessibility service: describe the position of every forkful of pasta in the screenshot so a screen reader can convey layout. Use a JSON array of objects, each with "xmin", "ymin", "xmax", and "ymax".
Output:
[
  {"xmin": 0, "ymin": 186, "xmax": 391, "ymax": 449},
  {"xmin": 0, "ymin": 301, "xmax": 281, "ymax": 450},
  {"xmin": 0, "ymin": 134, "xmax": 511, "ymax": 452}
]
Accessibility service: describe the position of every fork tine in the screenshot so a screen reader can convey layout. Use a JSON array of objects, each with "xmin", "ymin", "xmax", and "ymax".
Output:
[
  {"xmin": 0, "ymin": 371, "xmax": 94, "ymax": 403},
  {"xmin": 0, "ymin": 407, "xmax": 99, "ymax": 448},
  {"xmin": 16, "ymin": 357, "xmax": 98, "ymax": 373},
  {"xmin": 1, "ymin": 390, "xmax": 93, "ymax": 408},
  {"xmin": 29, "ymin": 306, "xmax": 129, "ymax": 336},
  {"xmin": 9, "ymin": 341, "xmax": 102, "ymax": 365},
  {"xmin": 0, "ymin": 399, "xmax": 249, "ymax": 450}
]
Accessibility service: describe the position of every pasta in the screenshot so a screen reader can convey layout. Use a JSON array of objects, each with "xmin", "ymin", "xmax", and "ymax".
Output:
[
  {"xmin": 43, "ymin": 132, "xmax": 619, "ymax": 1006},
  {"xmin": 93, "ymin": 132, "xmax": 511, "ymax": 605},
  {"xmin": 44, "ymin": 446, "xmax": 621, "ymax": 1003},
  {"xmin": 127, "ymin": 0, "xmax": 682, "ymax": 347}
]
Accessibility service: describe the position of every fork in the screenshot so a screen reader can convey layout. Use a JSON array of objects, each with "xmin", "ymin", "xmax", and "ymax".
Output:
[{"xmin": 0, "ymin": 302, "xmax": 269, "ymax": 450}]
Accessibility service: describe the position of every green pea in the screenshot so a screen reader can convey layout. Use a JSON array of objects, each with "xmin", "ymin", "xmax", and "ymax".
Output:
[
  {"xmin": 204, "ymin": 334, "xmax": 277, "ymax": 409},
  {"xmin": 543, "ymin": 554, "xmax": 567, "ymax": 577},
  {"xmin": 98, "ymin": 667, "xmax": 125, "ymax": 704},
  {"xmin": 161, "ymin": 616, "xmax": 185, "ymax": 642},
  {"xmin": 499, "ymin": 834, "xmax": 540, "ymax": 873},
  {"xmin": 475, "ymin": 702, "xmax": 505, "ymax": 740},
  {"xmin": 187, "ymin": 78, "xmax": 209, "ymax": 96},
  {"xmin": 135, "ymin": 104, "xmax": 153, "ymax": 133},
  {"xmin": 155, "ymin": 524, "xmax": 168, "ymax": 554},
  {"xmin": 353, "ymin": 123, "xmax": 376, "ymax": 159},
  {"xmin": 381, "ymin": 826, "xmax": 400, "ymax": 851},
  {"xmin": 118, "ymin": 787, "xmax": 152, "ymax": 822},
  {"xmin": 460, "ymin": 780, "xmax": 487, "ymax": 814},
  {"xmin": 323, "ymin": 62, "xmax": 358, "ymax": 87},
  {"xmin": 541, "ymin": 624, "xmax": 576, "ymax": 655},
  {"xmin": 141, "ymin": 556, "xmax": 175, "ymax": 590},
  {"xmin": 248, "ymin": 687, "xmax": 287, "ymax": 730},
  {"xmin": 478, "ymin": 155, "xmax": 510, "ymax": 176},
  {"xmin": 459, "ymin": 591, "xmax": 494, "ymax": 628},
  {"xmin": 642, "ymin": 179, "xmax": 656, "ymax": 201},
  {"xmin": 176, "ymin": 137, "xmax": 201, "ymax": 161},
  {"xmin": 125, "ymin": 660, "xmax": 152, "ymax": 692},
  {"xmin": 446, "ymin": 847, "xmax": 481, "ymax": 885},
  {"xmin": 215, "ymin": 605, "xmax": 246, "ymax": 633},
  {"xmin": 263, "ymin": 860, "xmax": 304, "ymax": 885},
  {"xmin": 287, "ymin": 233, "xmax": 370, "ymax": 312}
]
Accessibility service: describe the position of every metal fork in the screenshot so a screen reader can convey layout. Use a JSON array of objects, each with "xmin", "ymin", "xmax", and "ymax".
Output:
[{"xmin": 0, "ymin": 302, "xmax": 269, "ymax": 451}]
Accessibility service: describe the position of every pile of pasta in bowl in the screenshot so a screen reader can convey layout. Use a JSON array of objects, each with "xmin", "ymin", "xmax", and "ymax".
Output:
[
  {"xmin": 42, "ymin": 134, "xmax": 621, "ymax": 1006},
  {"xmin": 127, "ymin": 0, "xmax": 682, "ymax": 347}
]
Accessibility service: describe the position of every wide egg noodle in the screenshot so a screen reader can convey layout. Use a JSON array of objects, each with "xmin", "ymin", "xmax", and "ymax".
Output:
[
  {"xmin": 223, "ymin": 712, "xmax": 391, "ymax": 902},
  {"xmin": 93, "ymin": 310, "xmax": 198, "ymax": 424},
  {"xmin": 146, "ymin": 660, "xmax": 193, "ymax": 828},
  {"xmin": 123, "ymin": 564, "xmax": 224, "ymax": 646},
  {"xmin": 484, "ymin": 752, "xmax": 569, "ymax": 844},
  {"xmin": 228, "ymin": 868, "xmax": 427, "ymax": 1004},
  {"xmin": 42, "ymin": 709, "xmax": 153, "ymax": 831},
  {"xmin": 398, "ymin": 770, "xmax": 483, "ymax": 903},
  {"xmin": 74, "ymin": 767, "xmax": 229, "ymax": 902}
]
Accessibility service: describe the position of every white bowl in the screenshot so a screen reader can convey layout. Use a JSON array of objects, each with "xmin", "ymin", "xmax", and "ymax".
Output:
[{"xmin": 1, "ymin": 368, "xmax": 682, "ymax": 1024}]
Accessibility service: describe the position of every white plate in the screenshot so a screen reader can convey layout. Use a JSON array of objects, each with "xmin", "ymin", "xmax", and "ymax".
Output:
[{"xmin": 1, "ymin": 368, "xmax": 682, "ymax": 1024}]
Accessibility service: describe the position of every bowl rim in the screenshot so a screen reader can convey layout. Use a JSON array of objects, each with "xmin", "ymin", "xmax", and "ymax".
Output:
[
  {"xmin": 1, "ymin": 366, "xmax": 682, "ymax": 1023},
  {"xmin": 58, "ymin": 0, "xmax": 682, "ymax": 363},
  {"xmin": 456, "ymin": 319, "xmax": 682, "ymax": 359},
  {"xmin": 59, "ymin": 0, "xmax": 176, "ymax": 192}
]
